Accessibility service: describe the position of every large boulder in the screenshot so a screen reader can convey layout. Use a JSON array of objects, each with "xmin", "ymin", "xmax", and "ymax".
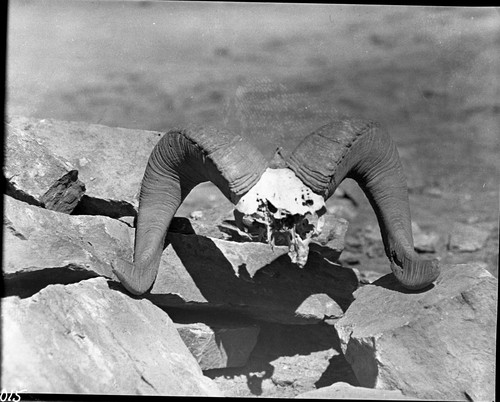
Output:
[
  {"xmin": 5, "ymin": 120, "xmax": 86, "ymax": 213},
  {"xmin": 7, "ymin": 115, "xmax": 163, "ymax": 215},
  {"xmin": 3, "ymin": 195, "xmax": 132, "ymax": 294},
  {"xmin": 335, "ymin": 263, "xmax": 497, "ymax": 401},
  {"xmin": 175, "ymin": 322, "xmax": 260, "ymax": 370},
  {"xmin": 1, "ymin": 277, "xmax": 222, "ymax": 396},
  {"xmin": 4, "ymin": 194, "xmax": 356, "ymax": 324},
  {"xmin": 147, "ymin": 231, "xmax": 358, "ymax": 324}
]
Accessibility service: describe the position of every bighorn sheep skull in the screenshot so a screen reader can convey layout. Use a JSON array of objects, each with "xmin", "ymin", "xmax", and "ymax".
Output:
[{"xmin": 114, "ymin": 118, "xmax": 440, "ymax": 295}]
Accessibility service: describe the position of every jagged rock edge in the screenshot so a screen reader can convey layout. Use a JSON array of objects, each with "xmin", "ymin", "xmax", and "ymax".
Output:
[
  {"xmin": 71, "ymin": 194, "xmax": 137, "ymax": 219},
  {"xmin": 3, "ymin": 264, "xmax": 102, "ymax": 298},
  {"xmin": 4, "ymin": 178, "xmax": 44, "ymax": 208}
]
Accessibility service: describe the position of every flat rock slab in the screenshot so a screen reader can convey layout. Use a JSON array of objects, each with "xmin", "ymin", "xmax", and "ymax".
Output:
[
  {"xmin": 8, "ymin": 115, "xmax": 163, "ymax": 210},
  {"xmin": 176, "ymin": 322, "xmax": 260, "ymax": 370},
  {"xmin": 335, "ymin": 263, "xmax": 497, "ymax": 401},
  {"xmin": 5, "ymin": 120, "xmax": 86, "ymax": 213},
  {"xmin": 296, "ymin": 382, "xmax": 415, "ymax": 399},
  {"xmin": 3, "ymin": 195, "xmax": 133, "ymax": 293},
  {"xmin": 148, "ymin": 232, "xmax": 358, "ymax": 324},
  {"xmin": 1, "ymin": 277, "xmax": 222, "ymax": 396}
]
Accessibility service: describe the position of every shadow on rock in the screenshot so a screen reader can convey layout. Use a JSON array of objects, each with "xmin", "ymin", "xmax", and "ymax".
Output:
[
  {"xmin": 146, "ymin": 230, "xmax": 358, "ymax": 324},
  {"xmin": 2, "ymin": 265, "xmax": 100, "ymax": 298},
  {"xmin": 203, "ymin": 322, "xmax": 359, "ymax": 397},
  {"xmin": 372, "ymin": 273, "xmax": 435, "ymax": 294}
]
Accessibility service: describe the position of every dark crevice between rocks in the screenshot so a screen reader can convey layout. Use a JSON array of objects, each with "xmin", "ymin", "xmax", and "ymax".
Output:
[
  {"xmin": 5, "ymin": 171, "xmax": 86, "ymax": 214},
  {"xmin": 4, "ymin": 177, "xmax": 44, "ymax": 208},
  {"xmin": 71, "ymin": 194, "xmax": 137, "ymax": 219},
  {"xmin": 2, "ymin": 265, "xmax": 100, "ymax": 299}
]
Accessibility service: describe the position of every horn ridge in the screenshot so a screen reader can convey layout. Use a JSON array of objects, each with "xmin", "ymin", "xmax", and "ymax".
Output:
[
  {"xmin": 286, "ymin": 117, "xmax": 439, "ymax": 290},
  {"xmin": 115, "ymin": 126, "xmax": 267, "ymax": 295}
]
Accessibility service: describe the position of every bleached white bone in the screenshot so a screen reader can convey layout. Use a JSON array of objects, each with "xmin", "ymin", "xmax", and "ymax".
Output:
[
  {"xmin": 235, "ymin": 168, "xmax": 325, "ymax": 216},
  {"xmin": 235, "ymin": 168, "xmax": 326, "ymax": 267}
]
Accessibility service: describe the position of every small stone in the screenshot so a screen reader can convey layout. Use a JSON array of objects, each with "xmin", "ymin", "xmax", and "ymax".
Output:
[
  {"xmin": 423, "ymin": 187, "xmax": 443, "ymax": 198},
  {"xmin": 412, "ymin": 222, "xmax": 440, "ymax": 253},
  {"xmin": 338, "ymin": 251, "xmax": 360, "ymax": 265},
  {"xmin": 78, "ymin": 157, "xmax": 89, "ymax": 167},
  {"xmin": 448, "ymin": 222, "xmax": 491, "ymax": 252},
  {"xmin": 294, "ymin": 294, "xmax": 344, "ymax": 321},
  {"xmin": 175, "ymin": 322, "xmax": 260, "ymax": 370},
  {"xmin": 190, "ymin": 210, "xmax": 204, "ymax": 220},
  {"xmin": 351, "ymin": 268, "xmax": 383, "ymax": 285}
]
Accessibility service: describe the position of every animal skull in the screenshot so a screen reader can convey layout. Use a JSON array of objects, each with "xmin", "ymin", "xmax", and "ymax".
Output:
[
  {"xmin": 115, "ymin": 119, "xmax": 440, "ymax": 296},
  {"xmin": 234, "ymin": 168, "xmax": 327, "ymax": 267}
]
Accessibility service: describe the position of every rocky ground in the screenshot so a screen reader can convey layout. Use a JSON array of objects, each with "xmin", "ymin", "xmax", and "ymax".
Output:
[
  {"xmin": 3, "ymin": 117, "xmax": 497, "ymax": 400},
  {"xmin": 4, "ymin": 2, "xmax": 499, "ymax": 399}
]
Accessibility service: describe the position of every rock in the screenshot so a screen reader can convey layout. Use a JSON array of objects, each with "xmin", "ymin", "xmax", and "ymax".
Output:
[
  {"xmin": 412, "ymin": 222, "xmax": 441, "ymax": 253},
  {"xmin": 294, "ymin": 294, "xmax": 344, "ymax": 321},
  {"xmin": 175, "ymin": 322, "xmax": 260, "ymax": 370},
  {"xmin": 145, "ymin": 231, "xmax": 359, "ymax": 324},
  {"xmin": 326, "ymin": 198, "xmax": 358, "ymax": 221},
  {"xmin": 448, "ymin": 222, "xmax": 491, "ymax": 252},
  {"xmin": 3, "ymin": 195, "xmax": 133, "ymax": 294},
  {"xmin": 5, "ymin": 121, "xmax": 86, "ymax": 213},
  {"xmin": 189, "ymin": 210, "xmax": 204, "ymax": 220},
  {"xmin": 312, "ymin": 215, "xmax": 349, "ymax": 261},
  {"xmin": 359, "ymin": 224, "xmax": 386, "ymax": 259},
  {"xmin": 351, "ymin": 268, "xmax": 383, "ymax": 285},
  {"xmin": 335, "ymin": 178, "xmax": 366, "ymax": 207},
  {"xmin": 8, "ymin": 116, "xmax": 163, "ymax": 214},
  {"xmin": 1, "ymin": 277, "xmax": 222, "ymax": 396},
  {"xmin": 335, "ymin": 263, "xmax": 497, "ymax": 401},
  {"xmin": 206, "ymin": 323, "xmax": 359, "ymax": 398},
  {"xmin": 296, "ymin": 382, "xmax": 415, "ymax": 399}
]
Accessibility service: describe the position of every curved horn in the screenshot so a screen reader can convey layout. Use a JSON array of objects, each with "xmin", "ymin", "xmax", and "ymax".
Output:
[
  {"xmin": 286, "ymin": 118, "xmax": 439, "ymax": 290},
  {"xmin": 114, "ymin": 126, "xmax": 268, "ymax": 295}
]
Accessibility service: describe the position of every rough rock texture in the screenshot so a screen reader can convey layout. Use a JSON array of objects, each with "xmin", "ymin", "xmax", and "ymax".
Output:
[
  {"xmin": 205, "ymin": 323, "xmax": 359, "ymax": 398},
  {"xmin": 335, "ymin": 263, "xmax": 497, "ymax": 401},
  {"xmin": 448, "ymin": 222, "xmax": 492, "ymax": 252},
  {"xmin": 296, "ymin": 382, "xmax": 415, "ymax": 399},
  {"xmin": 147, "ymin": 232, "xmax": 359, "ymax": 324},
  {"xmin": 1, "ymin": 277, "xmax": 222, "ymax": 396},
  {"xmin": 412, "ymin": 222, "xmax": 441, "ymax": 253},
  {"xmin": 3, "ymin": 195, "xmax": 132, "ymax": 293},
  {"xmin": 176, "ymin": 322, "xmax": 260, "ymax": 370},
  {"xmin": 4, "ymin": 193, "xmax": 355, "ymax": 324},
  {"xmin": 8, "ymin": 115, "xmax": 163, "ymax": 214},
  {"xmin": 312, "ymin": 216, "xmax": 349, "ymax": 261},
  {"xmin": 5, "ymin": 121, "xmax": 86, "ymax": 213}
]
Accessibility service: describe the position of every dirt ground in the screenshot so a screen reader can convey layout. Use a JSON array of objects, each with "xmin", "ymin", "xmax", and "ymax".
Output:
[{"xmin": 7, "ymin": 3, "xmax": 499, "ymax": 274}]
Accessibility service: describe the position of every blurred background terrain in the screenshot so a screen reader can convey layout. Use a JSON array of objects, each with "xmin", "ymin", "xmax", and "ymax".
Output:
[{"xmin": 7, "ymin": 1, "xmax": 499, "ymax": 277}]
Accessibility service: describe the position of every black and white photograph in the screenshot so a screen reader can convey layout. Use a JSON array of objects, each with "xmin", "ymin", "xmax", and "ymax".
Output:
[{"xmin": 3, "ymin": 1, "xmax": 498, "ymax": 399}]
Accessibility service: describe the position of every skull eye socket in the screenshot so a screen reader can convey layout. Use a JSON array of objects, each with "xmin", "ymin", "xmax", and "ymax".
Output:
[{"xmin": 266, "ymin": 200, "xmax": 278, "ymax": 214}]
